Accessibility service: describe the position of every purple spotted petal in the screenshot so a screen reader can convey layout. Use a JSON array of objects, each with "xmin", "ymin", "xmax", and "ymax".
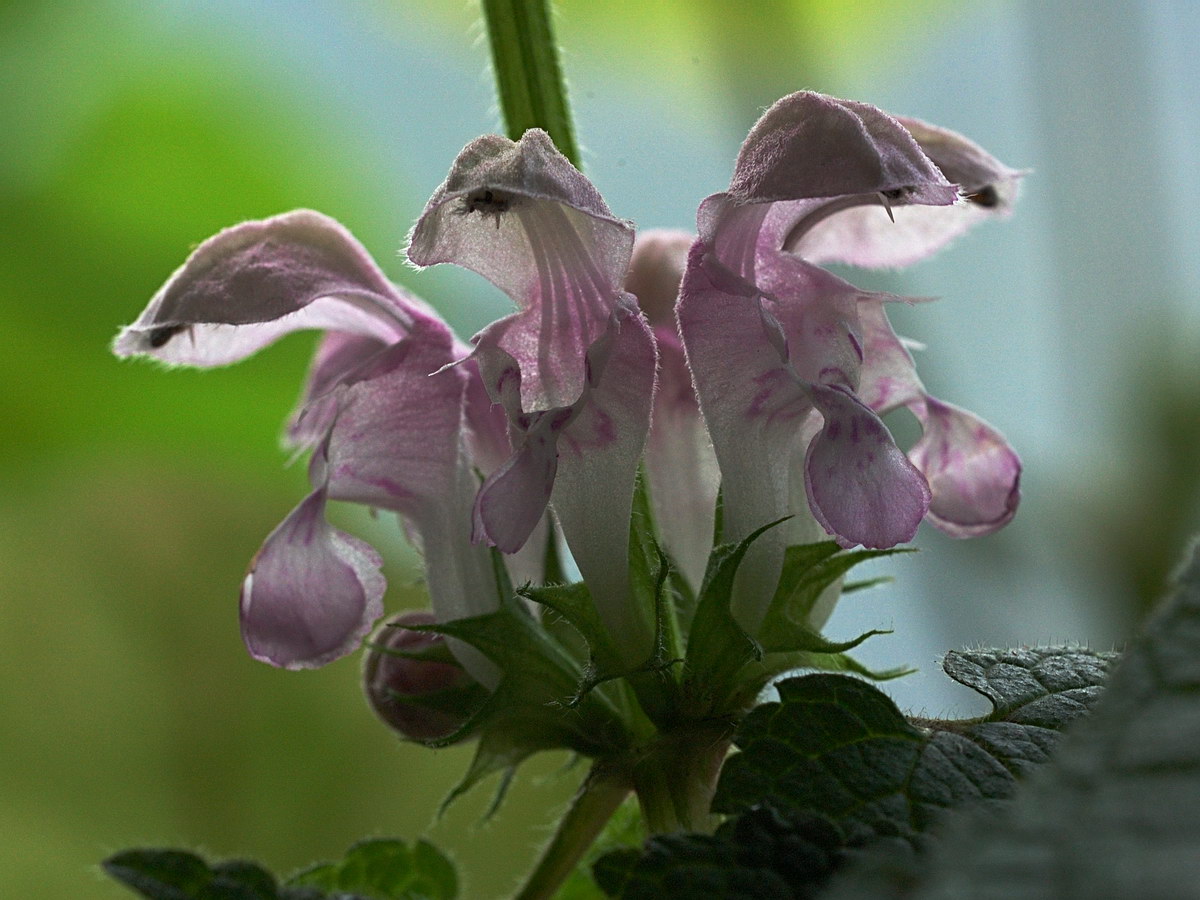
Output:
[
  {"xmin": 677, "ymin": 243, "xmax": 813, "ymax": 630},
  {"xmin": 114, "ymin": 210, "xmax": 441, "ymax": 366},
  {"xmin": 909, "ymin": 396, "xmax": 1021, "ymax": 538},
  {"xmin": 855, "ymin": 299, "xmax": 926, "ymax": 414},
  {"xmin": 408, "ymin": 129, "xmax": 635, "ymax": 411},
  {"xmin": 754, "ymin": 250, "xmax": 866, "ymax": 387},
  {"xmin": 805, "ymin": 383, "xmax": 931, "ymax": 549},
  {"xmin": 551, "ymin": 300, "xmax": 657, "ymax": 661},
  {"xmin": 239, "ymin": 486, "xmax": 384, "ymax": 670}
]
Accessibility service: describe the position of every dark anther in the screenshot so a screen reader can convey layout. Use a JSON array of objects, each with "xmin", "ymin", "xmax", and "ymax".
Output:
[
  {"xmin": 458, "ymin": 188, "xmax": 513, "ymax": 228},
  {"xmin": 965, "ymin": 185, "xmax": 999, "ymax": 208},
  {"xmin": 146, "ymin": 324, "xmax": 185, "ymax": 348}
]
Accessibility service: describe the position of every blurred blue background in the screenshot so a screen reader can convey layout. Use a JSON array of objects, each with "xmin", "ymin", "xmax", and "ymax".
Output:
[{"xmin": 2, "ymin": 0, "xmax": 1198, "ymax": 896}]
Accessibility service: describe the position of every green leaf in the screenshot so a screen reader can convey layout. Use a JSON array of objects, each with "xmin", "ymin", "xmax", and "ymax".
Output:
[
  {"xmin": 411, "ymin": 600, "xmax": 632, "ymax": 815},
  {"xmin": 841, "ymin": 576, "xmax": 894, "ymax": 595},
  {"xmin": 714, "ymin": 665, "xmax": 1107, "ymax": 846},
  {"xmin": 795, "ymin": 651, "xmax": 916, "ymax": 682},
  {"xmin": 598, "ymin": 640, "xmax": 1114, "ymax": 897},
  {"xmin": 593, "ymin": 807, "xmax": 842, "ymax": 899},
  {"xmin": 682, "ymin": 520, "xmax": 789, "ymax": 711},
  {"xmin": 103, "ymin": 849, "xmax": 219, "ymax": 900},
  {"xmin": 830, "ymin": 543, "xmax": 1200, "ymax": 899},
  {"xmin": 522, "ymin": 581, "xmax": 623, "ymax": 677},
  {"xmin": 102, "ymin": 849, "xmax": 288, "ymax": 900},
  {"xmin": 286, "ymin": 838, "xmax": 456, "ymax": 900},
  {"xmin": 757, "ymin": 543, "xmax": 912, "ymax": 653},
  {"xmin": 437, "ymin": 700, "xmax": 546, "ymax": 815},
  {"xmin": 410, "ymin": 599, "xmax": 586, "ymax": 718},
  {"xmin": 101, "ymin": 847, "xmax": 402, "ymax": 900},
  {"xmin": 592, "ymin": 835, "xmax": 790, "ymax": 900},
  {"xmin": 940, "ymin": 645, "xmax": 1115, "ymax": 728}
]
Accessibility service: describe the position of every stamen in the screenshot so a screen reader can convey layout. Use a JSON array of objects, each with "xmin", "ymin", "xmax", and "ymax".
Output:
[
  {"xmin": 964, "ymin": 185, "xmax": 999, "ymax": 208},
  {"xmin": 456, "ymin": 188, "xmax": 514, "ymax": 229},
  {"xmin": 146, "ymin": 324, "xmax": 187, "ymax": 348},
  {"xmin": 877, "ymin": 192, "xmax": 896, "ymax": 223}
]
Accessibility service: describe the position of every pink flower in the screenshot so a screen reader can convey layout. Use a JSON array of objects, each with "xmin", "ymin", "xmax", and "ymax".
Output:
[
  {"xmin": 114, "ymin": 131, "xmax": 657, "ymax": 671},
  {"xmin": 673, "ymin": 92, "xmax": 1023, "ymax": 631}
]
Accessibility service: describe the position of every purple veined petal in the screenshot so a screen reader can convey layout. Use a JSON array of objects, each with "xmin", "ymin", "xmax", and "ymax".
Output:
[
  {"xmin": 459, "ymin": 355, "xmax": 513, "ymax": 478},
  {"xmin": 310, "ymin": 325, "xmax": 502, "ymax": 684},
  {"xmin": 696, "ymin": 193, "xmax": 771, "ymax": 281},
  {"xmin": 855, "ymin": 299, "xmax": 927, "ymax": 414},
  {"xmin": 551, "ymin": 299, "xmax": 658, "ymax": 664},
  {"xmin": 804, "ymin": 383, "xmax": 931, "ymax": 549},
  {"xmin": 408, "ymin": 130, "xmax": 635, "ymax": 412},
  {"xmin": 320, "ymin": 323, "xmax": 466, "ymax": 520},
  {"xmin": 240, "ymin": 486, "xmax": 385, "ymax": 670},
  {"xmin": 114, "ymin": 210, "xmax": 445, "ymax": 366},
  {"xmin": 408, "ymin": 130, "xmax": 632, "ymax": 293},
  {"xmin": 908, "ymin": 395, "xmax": 1021, "ymax": 538}
]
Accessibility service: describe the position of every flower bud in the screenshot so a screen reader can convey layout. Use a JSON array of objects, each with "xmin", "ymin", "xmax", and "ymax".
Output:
[{"xmin": 363, "ymin": 611, "xmax": 481, "ymax": 743}]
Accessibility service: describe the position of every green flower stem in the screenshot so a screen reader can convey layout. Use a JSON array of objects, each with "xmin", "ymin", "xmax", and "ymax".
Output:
[
  {"xmin": 515, "ymin": 764, "xmax": 631, "ymax": 900},
  {"xmin": 480, "ymin": 0, "xmax": 580, "ymax": 167},
  {"xmin": 631, "ymin": 723, "xmax": 734, "ymax": 834}
]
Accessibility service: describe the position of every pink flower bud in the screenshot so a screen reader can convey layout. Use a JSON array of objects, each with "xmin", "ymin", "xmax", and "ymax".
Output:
[{"xmin": 363, "ymin": 611, "xmax": 479, "ymax": 743}]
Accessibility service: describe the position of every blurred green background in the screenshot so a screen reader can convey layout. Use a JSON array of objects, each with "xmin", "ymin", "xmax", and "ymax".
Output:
[{"xmin": 3, "ymin": 0, "xmax": 1199, "ymax": 897}]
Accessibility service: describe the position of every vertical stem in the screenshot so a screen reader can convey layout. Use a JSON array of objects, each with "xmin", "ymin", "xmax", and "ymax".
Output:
[
  {"xmin": 480, "ymin": 0, "xmax": 581, "ymax": 167},
  {"xmin": 515, "ymin": 764, "xmax": 631, "ymax": 900},
  {"xmin": 631, "ymin": 725, "xmax": 733, "ymax": 834}
]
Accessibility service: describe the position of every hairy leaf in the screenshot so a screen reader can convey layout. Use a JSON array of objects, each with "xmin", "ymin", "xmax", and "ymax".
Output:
[
  {"xmin": 830, "ymin": 542, "xmax": 1200, "ymax": 899},
  {"xmin": 598, "ymin": 640, "xmax": 1114, "ymax": 898},
  {"xmin": 101, "ymin": 845, "xmax": 407, "ymax": 900}
]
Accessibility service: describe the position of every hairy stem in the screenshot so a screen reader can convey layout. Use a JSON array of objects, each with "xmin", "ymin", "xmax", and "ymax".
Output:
[
  {"xmin": 480, "ymin": 0, "xmax": 580, "ymax": 166},
  {"xmin": 515, "ymin": 764, "xmax": 631, "ymax": 900},
  {"xmin": 631, "ymin": 723, "xmax": 733, "ymax": 833}
]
